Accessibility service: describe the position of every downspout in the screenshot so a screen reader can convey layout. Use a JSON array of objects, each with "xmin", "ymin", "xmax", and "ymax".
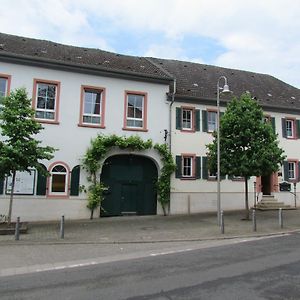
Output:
[{"xmin": 169, "ymin": 79, "xmax": 176, "ymax": 152}]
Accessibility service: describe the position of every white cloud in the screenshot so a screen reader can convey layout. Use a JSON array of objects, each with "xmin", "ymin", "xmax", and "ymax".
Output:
[{"xmin": 0, "ymin": 0, "xmax": 299, "ymax": 87}]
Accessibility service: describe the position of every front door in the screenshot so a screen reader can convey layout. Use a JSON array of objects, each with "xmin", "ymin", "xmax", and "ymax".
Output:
[
  {"xmin": 121, "ymin": 183, "xmax": 138, "ymax": 214},
  {"xmin": 100, "ymin": 155, "xmax": 158, "ymax": 217},
  {"xmin": 261, "ymin": 175, "xmax": 271, "ymax": 195}
]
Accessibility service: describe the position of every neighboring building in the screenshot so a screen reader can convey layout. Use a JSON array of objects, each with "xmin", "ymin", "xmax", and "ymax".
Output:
[
  {"xmin": 149, "ymin": 58, "xmax": 300, "ymax": 214},
  {"xmin": 0, "ymin": 32, "xmax": 300, "ymax": 221}
]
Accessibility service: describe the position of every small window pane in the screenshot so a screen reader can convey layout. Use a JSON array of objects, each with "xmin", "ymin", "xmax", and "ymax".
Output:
[
  {"xmin": 51, "ymin": 174, "xmax": 66, "ymax": 192},
  {"xmin": 0, "ymin": 78, "xmax": 7, "ymax": 98},
  {"xmin": 46, "ymin": 98, "xmax": 55, "ymax": 110},
  {"xmin": 35, "ymin": 111, "xmax": 45, "ymax": 119},
  {"xmin": 37, "ymin": 97, "xmax": 46, "ymax": 109},
  {"xmin": 45, "ymin": 112, "xmax": 55, "ymax": 119},
  {"xmin": 135, "ymin": 107, "xmax": 143, "ymax": 119},
  {"xmin": 52, "ymin": 165, "xmax": 66, "ymax": 173}
]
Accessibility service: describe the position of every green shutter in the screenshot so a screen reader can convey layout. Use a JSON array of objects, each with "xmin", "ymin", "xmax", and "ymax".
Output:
[
  {"xmin": 202, "ymin": 110, "xmax": 208, "ymax": 132},
  {"xmin": 195, "ymin": 156, "xmax": 201, "ymax": 179},
  {"xmin": 202, "ymin": 156, "xmax": 208, "ymax": 179},
  {"xmin": 0, "ymin": 178, "xmax": 4, "ymax": 194},
  {"xmin": 296, "ymin": 120, "xmax": 300, "ymax": 139},
  {"xmin": 271, "ymin": 117, "xmax": 276, "ymax": 133},
  {"xmin": 176, "ymin": 107, "xmax": 182, "ymax": 130},
  {"xmin": 175, "ymin": 156, "xmax": 182, "ymax": 178},
  {"xmin": 282, "ymin": 118, "xmax": 287, "ymax": 138},
  {"xmin": 36, "ymin": 164, "xmax": 47, "ymax": 195},
  {"xmin": 195, "ymin": 109, "xmax": 200, "ymax": 131},
  {"xmin": 70, "ymin": 165, "xmax": 81, "ymax": 196},
  {"xmin": 283, "ymin": 161, "xmax": 289, "ymax": 181}
]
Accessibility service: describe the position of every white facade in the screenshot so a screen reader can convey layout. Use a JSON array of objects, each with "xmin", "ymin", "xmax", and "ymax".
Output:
[
  {"xmin": 170, "ymin": 101, "xmax": 300, "ymax": 215},
  {"xmin": 0, "ymin": 62, "xmax": 170, "ymax": 221}
]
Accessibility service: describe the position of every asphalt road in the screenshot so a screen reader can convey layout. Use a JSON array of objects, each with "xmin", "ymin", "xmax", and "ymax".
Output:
[{"xmin": 0, "ymin": 233, "xmax": 300, "ymax": 300}]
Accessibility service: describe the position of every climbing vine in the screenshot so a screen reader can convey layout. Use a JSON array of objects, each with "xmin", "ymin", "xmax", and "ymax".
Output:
[{"xmin": 81, "ymin": 134, "xmax": 175, "ymax": 218}]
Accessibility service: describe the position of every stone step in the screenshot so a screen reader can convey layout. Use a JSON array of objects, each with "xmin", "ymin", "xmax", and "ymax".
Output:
[{"xmin": 254, "ymin": 196, "xmax": 295, "ymax": 210}]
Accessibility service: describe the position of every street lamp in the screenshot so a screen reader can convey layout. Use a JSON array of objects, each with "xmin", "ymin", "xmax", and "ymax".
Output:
[{"xmin": 217, "ymin": 76, "xmax": 231, "ymax": 226}]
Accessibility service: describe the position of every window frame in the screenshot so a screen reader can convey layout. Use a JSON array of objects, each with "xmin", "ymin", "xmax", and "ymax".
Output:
[
  {"xmin": 181, "ymin": 107, "xmax": 194, "ymax": 131},
  {"xmin": 32, "ymin": 79, "xmax": 61, "ymax": 124},
  {"xmin": 287, "ymin": 160, "xmax": 297, "ymax": 181},
  {"xmin": 78, "ymin": 85, "xmax": 106, "ymax": 128},
  {"xmin": 207, "ymin": 110, "xmax": 217, "ymax": 133},
  {"xmin": 181, "ymin": 154, "xmax": 196, "ymax": 178},
  {"xmin": 0, "ymin": 74, "xmax": 11, "ymax": 109},
  {"xmin": 47, "ymin": 162, "xmax": 70, "ymax": 198},
  {"xmin": 285, "ymin": 118, "xmax": 295, "ymax": 139},
  {"xmin": 123, "ymin": 91, "xmax": 148, "ymax": 132}
]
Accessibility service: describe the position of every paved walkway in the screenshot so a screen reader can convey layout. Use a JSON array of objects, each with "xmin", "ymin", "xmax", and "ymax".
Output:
[
  {"xmin": 1, "ymin": 209, "xmax": 299, "ymax": 245},
  {"xmin": 0, "ymin": 209, "xmax": 300, "ymax": 277}
]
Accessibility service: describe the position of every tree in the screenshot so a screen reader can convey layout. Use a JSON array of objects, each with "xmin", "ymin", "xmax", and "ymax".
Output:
[
  {"xmin": 207, "ymin": 93, "xmax": 285, "ymax": 219},
  {"xmin": 0, "ymin": 88, "xmax": 56, "ymax": 225}
]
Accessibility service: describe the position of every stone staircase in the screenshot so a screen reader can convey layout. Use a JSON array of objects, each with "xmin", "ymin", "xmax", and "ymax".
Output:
[{"xmin": 254, "ymin": 195, "xmax": 294, "ymax": 210}]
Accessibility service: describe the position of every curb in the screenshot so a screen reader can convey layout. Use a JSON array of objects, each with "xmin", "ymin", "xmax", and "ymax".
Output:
[{"xmin": 0, "ymin": 229, "xmax": 299, "ymax": 246}]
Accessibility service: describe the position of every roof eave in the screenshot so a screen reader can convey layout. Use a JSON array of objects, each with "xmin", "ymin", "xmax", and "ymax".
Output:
[
  {"xmin": 173, "ymin": 94, "xmax": 300, "ymax": 115},
  {"xmin": 0, "ymin": 52, "xmax": 173, "ymax": 84}
]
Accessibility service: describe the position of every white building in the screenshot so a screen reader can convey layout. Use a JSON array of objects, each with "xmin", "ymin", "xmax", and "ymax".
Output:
[
  {"xmin": 0, "ymin": 33, "xmax": 172, "ymax": 221},
  {"xmin": 151, "ymin": 58, "xmax": 300, "ymax": 214},
  {"xmin": 1, "ymin": 32, "xmax": 300, "ymax": 221}
]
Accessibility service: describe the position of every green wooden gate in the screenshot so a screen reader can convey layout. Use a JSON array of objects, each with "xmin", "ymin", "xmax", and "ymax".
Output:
[{"xmin": 100, "ymin": 155, "xmax": 158, "ymax": 217}]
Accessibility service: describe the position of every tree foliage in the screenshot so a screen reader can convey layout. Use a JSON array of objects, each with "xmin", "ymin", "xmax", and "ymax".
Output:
[
  {"xmin": 207, "ymin": 93, "xmax": 286, "ymax": 218},
  {"xmin": 0, "ymin": 88, "xmax": 56, "ymax": 224}
]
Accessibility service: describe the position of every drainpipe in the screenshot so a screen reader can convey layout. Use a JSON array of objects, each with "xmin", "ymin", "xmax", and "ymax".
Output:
[{"xmin": 169, "ymin": 79, "xmax": 176, "ymax": 152}]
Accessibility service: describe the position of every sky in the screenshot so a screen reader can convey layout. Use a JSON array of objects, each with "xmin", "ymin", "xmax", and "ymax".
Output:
[{"xmin": 0, "ymin": 0, "xmax": 299, "ymax": 88}]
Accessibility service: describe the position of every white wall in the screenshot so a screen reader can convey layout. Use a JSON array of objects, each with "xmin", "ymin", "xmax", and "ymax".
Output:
[
  {"xmin": 0, "ymin": 62, "xmax": 170, "ymax": 221},
  {"xmin": 170, "ymin": 102, "xmax": 300, "ymax": 214}
]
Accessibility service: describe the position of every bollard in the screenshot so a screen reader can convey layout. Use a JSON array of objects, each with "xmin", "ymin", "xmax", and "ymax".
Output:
[
  {"xmin": 15, "ymin": 217, "xmax": 20, "ymax": 241},
  {"xmin": 279, "ymin": 208, "xmax": 283, "ymax": 229},
  {"xmin": 220, "ymin": 210, "xmax": 225, "ymax": 234},
  {"xmin": 252, "ymin": 209, "xmax": 257, "ymax": 232},
  {"xmin": 60, "ymin": 215, "xmax": 65, "ymax": 239}
]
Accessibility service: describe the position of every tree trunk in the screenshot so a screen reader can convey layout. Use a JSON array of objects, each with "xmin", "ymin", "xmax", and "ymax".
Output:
[
  {"xmin": 244, "ymin": 176, "xmax": 250, "ymax": 220},
  {"xmin": 7, "ymin": 170, "xmax": 16, "ymax": 226},
  {"xmin": 90, "ymin": 209, "xmax": 94, "ymax": 220}
]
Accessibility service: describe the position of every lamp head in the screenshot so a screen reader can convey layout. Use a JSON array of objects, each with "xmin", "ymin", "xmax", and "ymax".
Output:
[{"xmin": 222, "ymin": 84, "xmax": 231, "ymax": 94}]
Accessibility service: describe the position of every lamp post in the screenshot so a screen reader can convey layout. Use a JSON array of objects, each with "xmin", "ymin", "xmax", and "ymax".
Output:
[{"xmin": 217, "ymin": 76, "xmax": 231, "ymax": 226}]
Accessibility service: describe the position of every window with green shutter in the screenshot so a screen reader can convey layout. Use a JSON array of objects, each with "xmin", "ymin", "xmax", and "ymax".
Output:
[
  {"xmin": 70, "ymin": 165, "xmax": 81, "ymax": 196},
  {"xmin": 296, "ymin": 120, "xmax": 300, "ymax": 139},
  {"xmin": 176, "ymin": 107, "xmax": 182, "ymax": 130},
  {"xmin": 202, "ymin": 110, "xmax": 208, "ymax": 132},
  {"xmin": 202, "ymin": 156, "xmax": 208, "ymax": 179},
  {"xmin": 195, "ymin": 156, "xmax": 201, "ymax": 179},
  {"xmin": 175, "ymin": 155, "xmax": 182, "ymax": 178},
  {"xmin": 195, "ymin": 110, "xmax": 200, "ymax": 131},
  {"xmin": 36, "ymin": 164, "xmax": 47, "ymax": 195}
]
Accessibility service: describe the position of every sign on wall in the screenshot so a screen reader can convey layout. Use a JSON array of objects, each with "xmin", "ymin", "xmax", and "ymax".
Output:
[{"xmin": 6, "ymin": 170, "xmax": 36, "ymax": 195}]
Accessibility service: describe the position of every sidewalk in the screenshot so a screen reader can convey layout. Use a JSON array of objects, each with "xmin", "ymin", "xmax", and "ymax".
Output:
[{"xmin": 1, "ymin": 209, "xmax": 299, "ymax": 245}]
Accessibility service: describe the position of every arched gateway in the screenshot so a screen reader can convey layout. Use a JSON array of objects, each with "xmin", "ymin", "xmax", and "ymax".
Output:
[{"xmin": 100, "ymin": 155, "xmax": 158, "ymax": 217}]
